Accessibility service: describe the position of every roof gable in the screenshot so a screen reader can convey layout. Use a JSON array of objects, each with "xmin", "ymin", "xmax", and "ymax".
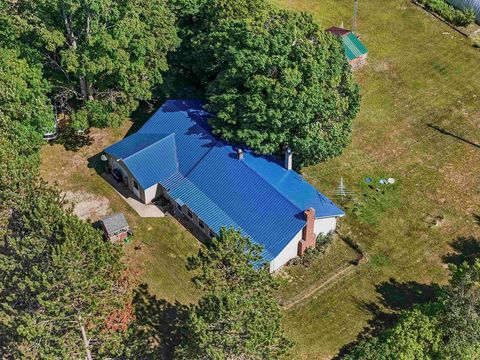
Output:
[
  {"xmin": 122, "ymin": 133, "xmax": 179, "ymax": 189},
  {"xmin": 326, "ymin": 27, "xmax": 368, "ymax": 61},
  {"xmin": 105, "ymin": 133, "xmax": 170, "ymax": 160},
  {"xmin": 101, "ymin": 213, "xmax": 128, "ymax": 235},
  {"xmin": 137, "ymin": 100, "xmax": 217, "ymax": 175}
]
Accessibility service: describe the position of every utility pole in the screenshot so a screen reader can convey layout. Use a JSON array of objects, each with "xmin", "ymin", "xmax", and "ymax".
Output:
[{"xmin": 352, "ymin": 0, "xmax": 359, "ymax": 33}]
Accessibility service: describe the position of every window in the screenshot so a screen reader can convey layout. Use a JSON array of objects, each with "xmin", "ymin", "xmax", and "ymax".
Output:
[
  {"xmin": 133, "ymin": 180, "xmax": 139, "ymax": 190},
  {"xmin": 177, "ymin": 204, "xmax": 182, "ymax": 211},
  {"xmin": 198, "ymin": 220, "xmax": 205, "ymax": 229},
  {"xmin": 187, "ymin": 210, "xmax": 193, "ymax": 218},
  {"xmin": 209, "ymin": 231, "xmax": 215, "ymax": 238}
]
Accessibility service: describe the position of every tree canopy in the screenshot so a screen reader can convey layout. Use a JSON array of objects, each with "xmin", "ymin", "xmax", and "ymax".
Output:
[
  {"xmin": 344, "ymin": 260, "xmax": 480, "ymax": 359},
  {"xmin": 175, "ymin": 228, "xmax": 292, "ymax": 359},
  {"xmin": 176, "ymin": 0, "xmax": 360, "ymax": 167},
  {"xmin": 3, "ymin": 0, "xmax": 179, "ymax": 129},
  {"xmin": 0, "ymin": 48, "xmax": 53, "ymax": 132}
]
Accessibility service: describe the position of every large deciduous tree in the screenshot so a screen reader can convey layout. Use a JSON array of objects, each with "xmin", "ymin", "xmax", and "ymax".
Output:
[
  {"xmin": 344, "ymin": 260, "xmax": 480, "ymax": 359},
  {"xmin": 0, "ymin": 48, "xmax": 53, "ymax": 133},
  {"xmin": 175, "ymin": 228, "xmax": 292, "ymax": 359},
  {"xmin": 3, "ymin": 0, "xmax": 179, "ymax": 129},
  {"xmin": 176, "ymin": 0, "xmax": 360, "ymax": 167}
]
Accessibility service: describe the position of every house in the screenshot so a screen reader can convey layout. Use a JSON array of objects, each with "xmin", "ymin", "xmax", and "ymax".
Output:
[
  {"xmin": 327, "ymin": 27, "xmax": 368, "ymax": 68},
  {"xmin": 104, "ymin": 100, "xmax": 344, "ymax": 272},
  {"xmin": 100, "ymin": 213, "xmax": 130, "ymax": 243}
]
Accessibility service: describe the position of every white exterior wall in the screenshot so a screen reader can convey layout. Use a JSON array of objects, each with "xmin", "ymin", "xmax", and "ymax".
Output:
[
  {"xmin": 314, "ymin": 217, "xmax": 338, "ymax": 236},
  {"xmin": 269, "ymin": 216, "xmax": 339, "ymax": 273},
  {"xmin": 143, "ymin": 184, "xmax": 159, "ymax": 204},
  {"xmin": 269, "ymin": 228, "xmax": 303, "ymax": 272}
]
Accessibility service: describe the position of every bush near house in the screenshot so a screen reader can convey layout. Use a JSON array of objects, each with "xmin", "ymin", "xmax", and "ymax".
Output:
[
  {"xmin": 289, "ymin": 233, "xmax": 334, "ymax": 267},
  {"xmin": 417, "ymin": 0, "xmax": 476, "ymax": 26}
]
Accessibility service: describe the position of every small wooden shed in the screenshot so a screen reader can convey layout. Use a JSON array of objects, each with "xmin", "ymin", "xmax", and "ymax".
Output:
[
  {"xmin": 101, "ymin": 213, "xmax": 130, "ymax": 243},
  {"xmin": 326, "ymin": 27, "xmax": 368, "ymax": 69}
]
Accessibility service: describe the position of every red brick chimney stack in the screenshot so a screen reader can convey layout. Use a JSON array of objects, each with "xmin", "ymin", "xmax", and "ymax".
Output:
[{"xmin": 298, "ymin": 207, "xmax": 316, "ymax": 256}]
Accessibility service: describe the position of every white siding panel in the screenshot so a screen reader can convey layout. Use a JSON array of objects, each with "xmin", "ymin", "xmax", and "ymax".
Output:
[
  {"xmin": 143, "ymin": 184, "xmax": 159, "ymax": 204},
  {"xmin": 269, "ymin": 228, "xmax": 303, "ymax": 272},
  {"xmin": 314, "ymin": 217, "xmax": 337, "ymax": 236}
]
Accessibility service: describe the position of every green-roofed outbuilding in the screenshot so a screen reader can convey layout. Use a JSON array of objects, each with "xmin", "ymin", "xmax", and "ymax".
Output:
[{"xmin": 327, "ymin": 27, "xmax": 368, "ymax": 68}]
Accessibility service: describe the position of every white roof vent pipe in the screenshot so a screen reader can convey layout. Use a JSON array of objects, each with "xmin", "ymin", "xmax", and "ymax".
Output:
[
  {"xmin": 285, "ymin": 147, "xmax": 292, "ymax": 170},
  {"xmin": 237, "ymin": 148, "xmax": 244, "ymax": 160}
]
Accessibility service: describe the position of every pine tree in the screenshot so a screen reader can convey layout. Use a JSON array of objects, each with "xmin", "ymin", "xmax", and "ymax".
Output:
[
  {"xmin": 175, "ymin": 228, "xmax": 292, "ymax": 359},
  {"xmin": 0, "ymin": 116, "xmax": 135, "ymax": 358}
]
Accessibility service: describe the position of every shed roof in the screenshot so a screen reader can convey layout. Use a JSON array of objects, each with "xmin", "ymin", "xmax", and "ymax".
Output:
[
  {"xmin": 326, "ymin": 26, "xmax": 351, "ymax": 36},
  {"xmin": 104, "ymin": 100, "xmax": 344, "ymax": 263},
  {"xmin": 326, "ymin": 27, "xmax": 368, "ymax": 62},
  {"xmin": 101, "ymin": 213, "xmax": 129, "ymax": 235}
]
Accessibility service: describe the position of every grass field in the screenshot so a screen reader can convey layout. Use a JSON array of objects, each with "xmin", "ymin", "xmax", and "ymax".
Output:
[
  {"xmin": 271, "ymin": 0, "xmax": 480, "ymax": 358},
  {"xmin": 39, "ymin": 0, "xmax": 480, "ymax": 358}
]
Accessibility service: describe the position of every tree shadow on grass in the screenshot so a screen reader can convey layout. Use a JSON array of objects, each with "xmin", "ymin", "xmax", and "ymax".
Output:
[
  {"xmin": 56, "ymin": 127, "xmax": 93, "ymax": 151},
  {"xmin": 442, "ymin": 236, "xmax": 480, "ymax": 266},
  {"xmin": 127, "ymin": 283, "xmax": 189, "ymax": 359},
  {"xmin": 334, "ymin": 278, "xmax": 439, "ymax": 359},
  {"xmin": 473, "ymin": 213, "xmax": 480, "ymax": 226}
]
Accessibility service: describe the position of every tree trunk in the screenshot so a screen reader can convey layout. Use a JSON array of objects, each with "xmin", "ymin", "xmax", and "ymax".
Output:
[
  {"xmin": 79, "ymin": 76, "xmax": 92, "ymax": 101},
  {"xmin": 61, "ymin": 2, "xmax": 93, "ymax": 101},
  {"xmin": 78, "ymin": 314, "xmax": 93, "ymax": 360}
]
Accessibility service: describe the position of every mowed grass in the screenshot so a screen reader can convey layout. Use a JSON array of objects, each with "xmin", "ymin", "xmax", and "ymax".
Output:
[
  {"xmin": 40, "ymin": 123, "xmax": 200, "ymax": 304},
  {"xmin": 271, "ymin": 0, "xmax": 480, "ymax": 358}
]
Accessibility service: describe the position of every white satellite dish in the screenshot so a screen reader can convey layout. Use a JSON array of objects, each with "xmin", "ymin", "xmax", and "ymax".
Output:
[
  {"xmin": 387, "ymin": 178, "xmax": 396, "ymax": 184},
  {"xmin": 100, "ymin": 154, "xmax": 108, "ymax": 162}
]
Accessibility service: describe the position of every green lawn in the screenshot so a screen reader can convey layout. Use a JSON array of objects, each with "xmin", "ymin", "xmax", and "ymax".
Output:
[
  {"xmin": 40, "ymin": 124, "xmax": 200, "ymax": 305},
  {"xmin": 40, "ymin": 1, "xmax": 480, "ymax": 357},
  {"xmin": 271, "ymin": 0, "xmax": 480, "ymax": 358}
]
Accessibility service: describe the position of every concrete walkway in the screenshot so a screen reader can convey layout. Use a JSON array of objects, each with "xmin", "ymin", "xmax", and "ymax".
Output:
[{"xmin": 102, "ymin": 173, "xmax": 164, "ymax": 218}]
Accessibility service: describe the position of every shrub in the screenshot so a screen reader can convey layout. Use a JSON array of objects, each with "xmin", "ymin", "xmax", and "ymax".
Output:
[
  {"xmin": 417, "ymin": 0, "xmax": 476, "ymax": 26},
  {"xmin": 288, "ymin": 233, "xmax": 333, "ymax": 267}
]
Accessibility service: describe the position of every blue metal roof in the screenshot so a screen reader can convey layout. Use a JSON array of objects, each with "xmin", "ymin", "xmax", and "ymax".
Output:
[
  {"xmin": 240, "ymin": 151, "xmax": 344, "ymax": 218},
  {"xmin": 171, "ymin": 144, "xmax": 307, "ymax": 261},
  {"xmin": 104, "ymin": 100, "xmax": 344, "ymax": 262},
  {"xmin": 137, "ymin": 100, "xmax": 216, "ymax": 175},
  {"xmin": 104, "ymin": 133, "xmax": 170, "ymax": 160}
]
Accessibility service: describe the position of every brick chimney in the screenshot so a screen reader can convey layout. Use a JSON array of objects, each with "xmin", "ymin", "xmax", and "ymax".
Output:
[{"xmin": 298, "ymin": 208, "xmax": 316, "ymax": 256}]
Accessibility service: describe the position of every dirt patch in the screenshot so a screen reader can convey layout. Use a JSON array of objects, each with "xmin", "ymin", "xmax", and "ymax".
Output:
[
  {"xmin": 63, "ymin": 191, "xmax": 110, "ymax": 221},
  {"xmin": 373, "ymin": 59, "xmax": 394, "ymax": 73}
]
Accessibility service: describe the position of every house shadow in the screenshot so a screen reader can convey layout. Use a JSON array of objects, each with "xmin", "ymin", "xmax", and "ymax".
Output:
[
  {"xmin": 127, "ymin": 283, "xmax": 189, "ymax": 359},
  {"xmin": 125, "ymin": 104, "xmax": 158, "ymax": 137},
  {"xmin": 87, "ymin": 152, "xmax": 108, "ymax": 176},
  {"xmin": 334, "ymin": 278, "xmax": 439, "ymax": 359},
  {"xmin": 442, "ymin": 236, "xmax": 480, "ymax": 266}
]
